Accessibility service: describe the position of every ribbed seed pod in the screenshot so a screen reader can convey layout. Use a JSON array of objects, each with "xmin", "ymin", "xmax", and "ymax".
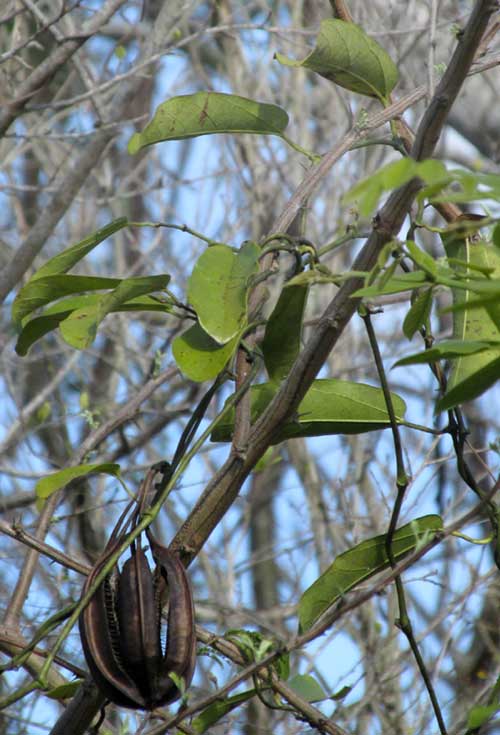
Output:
[{"xmin": 79, "ymin": 475, "xmax": 196, "ymax": 710}]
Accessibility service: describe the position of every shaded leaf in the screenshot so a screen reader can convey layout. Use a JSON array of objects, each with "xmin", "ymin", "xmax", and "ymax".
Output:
[
  {"xmin": 187, "ymin": 242, "xmax": 260, "ymax": 344},
  {"xmin": 59, "ymin": 275, "xmax": 170, "ymax": 349},
  {"xmin": 191, "ymin": 690, "xmax": 256, "ymax": 734},
  {"xmin": 46, "ymin": 681, "xmax": 83, "ymax": 700},
  {"xmin": 275, "ymin": 19, "xmax": 398, "ymax": 100},
  {"xmin": 172, "ymin": 323, "xmax": 239, "ymax": 382},
  {"xmin": 211, "ymin": 379, "xmax": 406, "ymax": 443},
  {"xmin": 298, "ymin": 515, "xmax": 443, "ymax": 632},
  {"xmin": 436, "ymin": 356, "xmax": 500, "ymax": 411},
  {"xmin": 262, "ymin": 284, "xmax": 308, "ymax": 381},
  {"xmin": 402, "ymin": 287, "xmax": 433, "ymax": 340},
  {"xmin": 287, "ymin": 674, "xmax": 328, "ymax": 703},
  {"xmin": 394, "ymin": 339, "xmax": 500, "ymax": 367},
  {"xmin": 128, "ymin": 92, "xmax": 289, "ymax": 153},
  {"xmin": 36, "ymin": 463, "xmax": 121, "ymax": 499}
]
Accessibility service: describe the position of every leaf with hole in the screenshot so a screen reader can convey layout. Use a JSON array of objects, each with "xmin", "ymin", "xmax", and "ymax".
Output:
[
  {"xmin": 128, "ymin": 92, "xmax": 289, "ymax": 153},
  {"xmin": 275, "ymin": 19, "xmax": 398, "ymax": 101},
  {"xmin": 187, "ymin": 242, "xmax": 260, "ymax": 344},
  {"xmin": 298, "ymin": 514, "xmax": 442, "ymax": 632},
  {"xmin": 211, "ymin": 379, "xmax": 406, "ymax": 443}
]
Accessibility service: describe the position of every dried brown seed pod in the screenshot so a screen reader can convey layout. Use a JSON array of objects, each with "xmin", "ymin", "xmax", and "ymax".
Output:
[{"xmin": 79, "ymin": 468, "xmax": 196, "ymax": 710}]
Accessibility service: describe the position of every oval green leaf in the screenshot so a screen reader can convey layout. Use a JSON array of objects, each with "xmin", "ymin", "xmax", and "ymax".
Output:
[
  {"xmin": 298, "ymin": 514, "xmax": 443, "ymax": 632},
  {"xmin": 211, "ymin": 378, "xmax": 406, "ymax": 443},
  {"xmin": 287, "ymin": 674, "xmax": 328, "ymax": 703},
  {"xmin": 59, "ymin": 274, "xmax": 170, "ymax": 349},
  {"xmin": 188, "ymin": 241, "xmax": 260, "ymax": 344},
  {"xmin": 36, "ymin": 463, "xmax": 121, "ymax": 499},
  {"xmin": 128, "ymin": 92, "xmax": 289, "ymax": 153},
  {"xmin": 172, "ymin": 323, "xmax": 239, "ymax": 382},
  {"xmin": 275, "ymin": 19, "xmax": 398, "ymax": 101},
  {"xmin": 12, "ymin": 275, "xmax": 121, "ymax": 325},
  {"xmin": 15, "ymin": 294, "xmax": 172, "ymax": 356}
]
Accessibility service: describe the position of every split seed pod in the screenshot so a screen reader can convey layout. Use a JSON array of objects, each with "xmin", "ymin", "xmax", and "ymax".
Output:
[{"xmin": 79, "ymin": 470, "xmax": 196, "ymax": 709}]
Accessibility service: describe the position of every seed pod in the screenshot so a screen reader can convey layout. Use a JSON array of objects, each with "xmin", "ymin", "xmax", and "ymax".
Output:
[{"xmin": 79, "ymin": 470, "xmax": 196, "ymax": 710}]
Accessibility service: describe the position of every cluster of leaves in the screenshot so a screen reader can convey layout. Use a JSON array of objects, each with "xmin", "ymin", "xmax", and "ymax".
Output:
[{"xmin": 9, "ymin": 14, "xmax": 500, "ymax": 733}]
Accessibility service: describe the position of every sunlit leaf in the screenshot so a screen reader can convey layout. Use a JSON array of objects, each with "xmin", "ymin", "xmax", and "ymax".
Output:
[
  {"xmin": 36, "ymin": 463, "xmax": 121, "ymax": 499},
  {"xmin": 211, "ymin": 379, "xmax": 406, "ymax": 443},
  {"xmin": 59, "ymin": 275, "xmax": 170, "ymax": 349},
  {"xmin": 298, "ymin": 515, "xmax": 443, "ymax": 632},
  {"xmin": 15, "ymin": 294, "xmax": 172, "ymax": 356},
  {"xmin": 29, "ymin": 218, "xmax": 127, "ymax": 280},
  {"xmin": 128, "ymin": 92, "xmax": 289, "ymax": 153},
  {"xmin": 188, "ymin": 242, "xmax": 260, "ymax": 344},
  {"xmin": 275, "ymin": 19, "xmax": 398, "ymax": 100},
  {"xmin": 12, "ymin": 275, "xmax": 120, "ymax": 325}
]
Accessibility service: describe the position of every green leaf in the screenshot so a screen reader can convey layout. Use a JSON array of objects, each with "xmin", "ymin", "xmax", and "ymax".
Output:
[
  {"xmin": 46, "ymin": 681, "xmax": 83, "ymax": 700},
  {"xmin": 344, "ymin": 158, "xmax": 447, "ymax": 216},
  {"xmin": 172, "ymin": 323, "xmax": 239, "ymax": 382},
  {"xmin": 394, "ymin": 339, "xmax": 500, "ymax": 367},
  {"xmin": 441, "ymin": 232, "xmax": 500, "ymax": 406},
  {"xmin": 262, "ymin": 284, "xmax": 308, "ymax": 381},
  {"xmin": 31, "ymin": 218, "xmax": 127, "ymax": 280},
  {"xmin": 402, "ymin": 287, "xmax": 433, "ymax": 340},
  {"xmin": 436, "ymin": 356, "xmax": 500, "ymax": 411},
  {"xmin": 187, "ymin": 242, "xmax": 260, "ymax": 344},
  {"xmin": 15, "ymin": 294, "xmax": 172, "ymax": 356},
  {"xmin": 287, "ymin": 674, "xmax": 328, "ymax": 703},
  {"xmin": 493, "ymin": 223, "xmax": 500, "ymax": 251},
  {"xmin": 211, "ymin": 379, "xmax": 406, "ymax": 443},
  {"xmin": 298, "ymin": 514, "xmax": 443, "ymax": 632},
  {"xmin": 59, "ymin": 275, "xmax": 170, "ymax": 349},
  {"xmin": 128, "ymin": 92, "xmax": 289, "ymax": 153},
  {"xmin": 405, "ymin": 240, "xmax": 437, "ymax": 277},
  {"xmin": 36, "ymin": 463, "xmax": 121, "ymax": 499},
  {"xmin": 275, "ymin": 19, "xmax": 398, "ymax": 101},
  {"xmin": 191, "ymin": 690, "xmax": 256, "ymax": 734},
  {"xmin": 352, "ymin": 271, "xmax": 431, "ymax": 298},
  {"xmin": 467, "ymin": 702, "xmax": 500, "ymax": 730},
  {"xmin": 12, "ymin": 275, "xmax": 121, "ymax": 325}
]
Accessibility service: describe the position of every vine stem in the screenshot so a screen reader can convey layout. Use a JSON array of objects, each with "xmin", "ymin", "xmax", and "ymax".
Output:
[{"xmin": 361, "ymin": 307, "xmax": 448, "ymax": 735}]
